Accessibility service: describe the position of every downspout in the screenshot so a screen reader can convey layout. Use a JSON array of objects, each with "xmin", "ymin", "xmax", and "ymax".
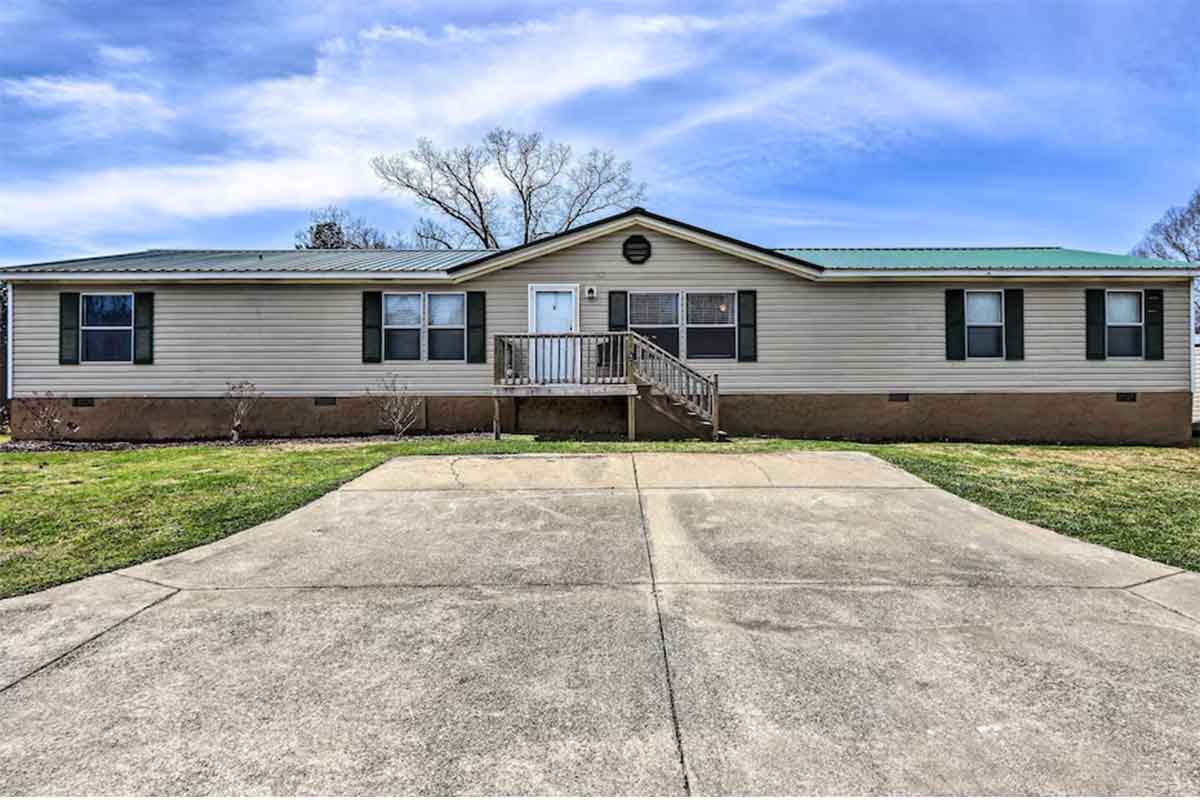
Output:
[
  {"xmin": 1185, "ymin": 277, "xmax": 1195, "ymax": 412},
  {"xmin": 4, "ymin": 281, "xmax": 11, "ymax": 403}
]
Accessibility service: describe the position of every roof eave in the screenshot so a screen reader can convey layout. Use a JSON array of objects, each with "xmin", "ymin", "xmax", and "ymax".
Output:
[
  {"xmin": 0, "ymin": 270, "xmax": 453, "ymax": 282},
  {"xmin": 818, "ymin": 268, "xmax": 1200, "ymax": 281}
]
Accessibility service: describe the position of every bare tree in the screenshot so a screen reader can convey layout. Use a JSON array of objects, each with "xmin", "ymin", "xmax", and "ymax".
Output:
[
  {"xmin": 371, "ymin": 128, "xmax": 645, "ymax": 249},
  {"xmin": 366, "ymin": 374, "xmax": 422, "ymax": 437},
  {"xmin": 296, "ymin": 205, "xmax": 390, "ymax": 249},
  {"xmin": 1133, "ymin": 187, "xmax": 1200, "ymax": 334},
  {"xmin": 20, "ymin": 392, "xmax": 77, "ymax": 441},
  {"xmin": 224, "ymin": 381, "xmax": 263, "ymax": 442}
]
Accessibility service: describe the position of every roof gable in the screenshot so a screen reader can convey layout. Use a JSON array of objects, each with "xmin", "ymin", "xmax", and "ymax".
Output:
[{"xmin": 446, "ymin": 208, "xmax": 826, "ymax": 282}]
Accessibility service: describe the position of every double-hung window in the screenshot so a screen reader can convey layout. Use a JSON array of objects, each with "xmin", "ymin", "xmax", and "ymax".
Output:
[
  {"xmin": 965, "ymin": 290, "xmax": 1004, "ymax": 358},
  {"xmin": 81, "ymin": 293, "xmax": 134, "ymax": 362},
  {"xmin": 427, "ymin": 293, "xmax": 466, "ymax": 361},
  {"xmin": 383, "ymin": 293, "xmax": 422, "ymax": 361},
  {"xmin": 685, "ymin": 291, "xmax": 736, "ymax": 359},
  {"xmin": 1106, "ymin": 290, "xmax": 1143, "ymax": 357},
  {"xmin": 628, "ymin": 292, "xmax": 680, "ymax": 356}
]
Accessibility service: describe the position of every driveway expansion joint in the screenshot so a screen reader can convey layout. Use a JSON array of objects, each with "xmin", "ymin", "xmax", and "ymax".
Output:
[
  {"xmin": 1120, "ymin": 569, "xmax": 1187, "ymax": 590},
  {"xmin": 115, "ymin": 571, "xmax": 182, "ymax": 591},
  {"xmin": 631, "ymin": 454, "xmax": 692, "ymax": 796},
  {"xmin": 0, "ymin": 588, "xmax": 180, "ymax": 696}
]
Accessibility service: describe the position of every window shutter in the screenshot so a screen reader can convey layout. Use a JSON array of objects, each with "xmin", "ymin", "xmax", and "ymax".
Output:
[
  {"xmin": 737, "ymin": 290, "xmax": 757, "ymax": 362},
  {"xmin": 1003, "ymin": 288, "xmax": 1024, "ymax": 360},
  {"xmin": 608, "ymin": 290, "xmax": 628, "ymax": 331},
  {"xmin": 362, "ymin": 291, "xmax": 382, "ymax": 363},
  {"xmin": 945, "ymin": 289, "xmax": 965, "ymax": 361},
  {"xmin": 1085, "ymin": 289, "xmax": 1106, "ymax": 360},
  {"xmin": 133, "ymin": 292, "xmax": 154, "ymax": 365},
  {"xmin": 1145, "ymin": 289, "xmax": 1164, "ymax": 361},
  {"xmin": 466, "ymin": 291, "xmax": 486, "ymax": 363},
  {"xmin": 59, "ymin": 292, "xmax": 80, "ymax": 365}
]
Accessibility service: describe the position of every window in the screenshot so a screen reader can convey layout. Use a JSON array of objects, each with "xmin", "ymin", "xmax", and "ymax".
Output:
[
  {"xmin": 965, "ymin": 290, "xmax": 1004, "ymax": 358},
  {"xmin": 383, "ymin": 293, "xmax": 421, "ymax": 360},
  {"xmin": 81, "ymin": 293, "xmax": 133, "ymax": 362},
  {"xmin": 629, "ymin": 292, "xmax": 680, "ymax": 355},
  {"xmin": 427, "ymin": 293, "xmax": 466, "ymax": 361},
  {"xmin": 686, "ymin": 291, "xmax": 736, "ymax": 359},
  {"xmin": 1104, "ymin": 291, "xmax": 1142, "ymax": 357},
  {"xmin": 1106, "ymin": 290, "xmax": 1143, "ymax": 357}
]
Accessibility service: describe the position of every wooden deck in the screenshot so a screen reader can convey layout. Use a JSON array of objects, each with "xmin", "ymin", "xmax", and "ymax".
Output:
[{"xmin": 490, "ymin": 332, "xmax": 721, "ymax": 441}]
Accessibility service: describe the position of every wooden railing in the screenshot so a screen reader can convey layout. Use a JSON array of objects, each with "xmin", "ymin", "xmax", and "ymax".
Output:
[
  {"xmin": 494, "ymin": 332, "xmax": 632, "ymax": 386},
  {"xmin": 493, "ymin": 331, "xmax": 719, "ymax": 432},
  {"xmin": 628, "ymin": 332, "xmax": 718, "ymax": 424}
]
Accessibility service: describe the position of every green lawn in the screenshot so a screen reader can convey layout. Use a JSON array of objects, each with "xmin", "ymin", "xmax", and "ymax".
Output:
[{"xmin": 1, "ymin": 436, "xmax": 1197, "ymax": 598}]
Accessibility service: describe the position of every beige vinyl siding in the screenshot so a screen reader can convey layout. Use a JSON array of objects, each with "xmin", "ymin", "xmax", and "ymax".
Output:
[
  {"xmin": 1194, "ymin": 345, "xmax": 1200, "ymax": 421},
  {"xmin": 10, "ymin": 226, "xmax": 1192, "ymax": 397}
]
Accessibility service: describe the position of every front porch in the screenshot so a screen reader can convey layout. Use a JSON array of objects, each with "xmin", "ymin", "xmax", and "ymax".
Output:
[{"xmin": 489, "ymin": 332, "xmax": 722, "ymax": 441}]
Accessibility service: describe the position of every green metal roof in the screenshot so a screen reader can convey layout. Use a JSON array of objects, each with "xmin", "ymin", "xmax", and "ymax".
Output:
[
  {"xmin": 774, "ymin": 246, "xmax": 1183, "ymax": 271},
  {"xmin": 0, "ymin": 248, "xmax": 497, "ymax": 274}
]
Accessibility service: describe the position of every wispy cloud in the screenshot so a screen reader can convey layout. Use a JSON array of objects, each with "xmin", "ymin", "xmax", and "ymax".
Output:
[
  {"xmin": 2, "ymin": 76, "xmax": 173, "ymax": 136},
  {"xmin": 0, "ymin": 0, "xmax": 1195, "ymax": 257},
  {"xmin": 97, "ymin": 45, "xmax": 153, "ymax": 66}
]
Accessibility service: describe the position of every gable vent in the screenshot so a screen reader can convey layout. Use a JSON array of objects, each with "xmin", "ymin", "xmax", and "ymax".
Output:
[{"xmin": 622, "ymin": 235, "xmax": 652, "ymax": 264}]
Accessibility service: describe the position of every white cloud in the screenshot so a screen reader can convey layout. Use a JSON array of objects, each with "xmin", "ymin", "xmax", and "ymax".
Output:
[
  {"xmin": 2, "ymin": 76, "xmax": 173, "ymax": 135},
  {"xmin": 0, "ymin": 7, "xmax": 738, "ymax": 242},
  {"xmin": 97, "ymin": 44, "xmax": 153, "ymax": 65}
]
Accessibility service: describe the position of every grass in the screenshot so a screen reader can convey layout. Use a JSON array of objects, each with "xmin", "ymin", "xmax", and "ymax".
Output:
[{"xmin": 1, "ymin": 435, "xmax": 1197, "ymax": 598}]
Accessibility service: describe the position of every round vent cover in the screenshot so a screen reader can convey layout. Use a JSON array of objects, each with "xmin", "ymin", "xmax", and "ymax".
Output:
[{"xmin": 622, "ymin": 235, "xmax": 652, "ymax": 264}]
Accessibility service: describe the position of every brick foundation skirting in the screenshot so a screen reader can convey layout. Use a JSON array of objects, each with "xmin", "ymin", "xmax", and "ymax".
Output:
[{"xmin": 8, "ymin": 391, "xmax": 1193, "ymax": 445}]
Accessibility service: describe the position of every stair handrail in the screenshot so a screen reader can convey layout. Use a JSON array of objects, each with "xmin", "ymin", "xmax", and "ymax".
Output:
[{"xmin": 625, "ymin": 330, "xmax": 719, "ymax": 421}]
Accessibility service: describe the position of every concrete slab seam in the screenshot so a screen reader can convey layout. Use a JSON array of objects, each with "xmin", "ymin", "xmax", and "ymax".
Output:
[
  {"xmin": 1121, "ymin": 569, "xmax": 1187, "ymax": 590},
  {"xmin": 0, "ymin": 588, "xmax": 181, "ymax": 695},
  {"xmin": 631, "ymin": 453, "xmax": 692, "ymax": 796},
  {"xmin": 1128, "ymin": 587, "xmax": 1200, "ymax": 624}
]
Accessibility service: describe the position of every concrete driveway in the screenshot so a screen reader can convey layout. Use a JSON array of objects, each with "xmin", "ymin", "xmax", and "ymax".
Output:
[{"xmin": 2, "ymin": 452, "xmax": 1198, "ymax": 795}]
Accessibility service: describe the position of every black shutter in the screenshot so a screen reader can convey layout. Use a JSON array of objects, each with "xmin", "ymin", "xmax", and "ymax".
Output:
[
  {"xmin": 59, "ymin": 292, "xmax": 80, "ymax": 365},
  {"xmin": 362, "ymin": 291, "xmax": 382, "ymax": 363},
  {"xmin": 133, "ymin": 292, "xmax": 154, "ymax": 364},
  {"xmin": 945, "ymin": 289, "xmax": 965, "ymax": 361},
  {"xmin": 466, "ymin": 291, "xmax": 486, "ymax": 363},
  {"xmin": 1085, "ymin": 289, "xmax": 1106, "ymax": 360},
  {"xmin": 737, "ymin": 290, "xmax": 757, "ymax": 362},
  {"xmin": 1003, "ymin": 289, "xmax": 1024, "ymax": 360},
  {"xmin": 1145, "ymin": 289, "xmax": 1164, "ymax": 361},
  {"xmin": 608, "ymin": 290, "xmax": 628, "ymax": 331}
]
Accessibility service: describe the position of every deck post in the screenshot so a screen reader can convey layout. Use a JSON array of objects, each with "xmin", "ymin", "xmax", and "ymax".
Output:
[
  {"xmin": 627, "ymin": 393, "xmax": 637, "ymax": 442},
  {"xmin": 711, "ymin": 374, "xmax": 720, "ymax": 441},
  {"xmin": 492, "ymin": 396, "xmax": 501, "ymax": 441}
]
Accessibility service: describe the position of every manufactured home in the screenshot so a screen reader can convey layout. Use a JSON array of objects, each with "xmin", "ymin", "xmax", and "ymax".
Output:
[{"xmin": 1, "ymin": 208, "xmax": 1195, "ymax": 444}]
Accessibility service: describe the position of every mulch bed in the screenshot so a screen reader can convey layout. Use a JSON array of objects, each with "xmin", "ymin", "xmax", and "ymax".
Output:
[{"xmin": 0, "ymin": 432, "xmax": 496, "ymax": 454}]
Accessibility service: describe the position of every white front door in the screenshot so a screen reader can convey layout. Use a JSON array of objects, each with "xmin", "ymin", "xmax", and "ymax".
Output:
[{"xmin": 529, "ymin": 285, "xmax": 578, "ymax": 383}]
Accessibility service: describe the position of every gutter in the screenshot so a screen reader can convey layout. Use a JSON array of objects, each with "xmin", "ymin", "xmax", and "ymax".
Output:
[{"xmin": 0, "ymin": 271, "xmax": 451, "ymax": 283}]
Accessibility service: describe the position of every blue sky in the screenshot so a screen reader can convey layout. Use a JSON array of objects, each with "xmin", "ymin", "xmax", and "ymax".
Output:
[{"xmin": 1, "ymin": 0, "xmax": 1197, "ymax": 263}]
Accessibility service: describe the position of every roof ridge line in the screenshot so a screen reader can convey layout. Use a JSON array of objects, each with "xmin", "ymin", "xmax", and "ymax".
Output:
[{"xmin": 774, "ymin": 246, "xmax": 1063, "ymax": 251}]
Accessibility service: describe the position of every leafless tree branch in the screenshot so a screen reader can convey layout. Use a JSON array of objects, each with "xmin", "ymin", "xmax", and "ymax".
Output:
[
  {"xmin": 296, "ymin": 205, "xmax": 389, "ymax": 249},
  {"xmin": 373, "ymin": 128, "xmax": 644, "ymax": 248}
]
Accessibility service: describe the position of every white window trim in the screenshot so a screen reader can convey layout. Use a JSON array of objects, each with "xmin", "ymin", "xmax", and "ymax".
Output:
[
  {"xmin": 964, "ymin": 289, "xmax": 1005, "ymax": 360},
  {"xmin": 627, "ymin": 290, "xmax": 682, "ymax": 329},
  {"xmin": 79, "ymin": 291, "xmax": 135, "ymax": 364},
  {"xmin": 685, "ymin": 290, "xmax": 738, "ymax": 360},
  {"xmin": 1104, "ymin": 288, "xmax": 1145, "ymax": 359},
  {"xmin": 426, "ymin": 291, "xmax": 467, "ymax": 363},
  {"xmin": 382, "ymin": 291, "xmax": 423, "ymax": 362}
]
